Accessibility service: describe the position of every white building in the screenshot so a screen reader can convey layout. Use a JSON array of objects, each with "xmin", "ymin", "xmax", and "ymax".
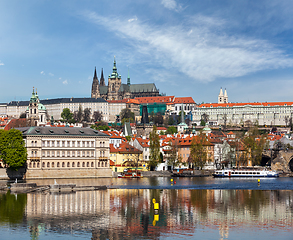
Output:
[{"xmin": 193, "ymin": 88, "xmax": 293, "ymax": 126}]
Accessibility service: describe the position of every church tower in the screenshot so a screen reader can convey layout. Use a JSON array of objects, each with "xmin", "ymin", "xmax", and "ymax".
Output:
[
  {"xmin": 91, "ymin": 67, "xmax": 100, "ymax": 98},
  {"xmin": 27, "ymin": 87, "xmax": 39, "ymax": 126},
  {"xmin": 218, "ymin": 87, "xmax": 224, "ymax": 103},
  {"xmin": 107, "ymin": 57, "xmax": 121, "ymax": 100},
  {"xmin": 223, "ymin": 88, "xmax": 228, "ymax": 103},
  {"xmin": 218, "ymin": 88, "xmax": 228, "ymax": 103}
]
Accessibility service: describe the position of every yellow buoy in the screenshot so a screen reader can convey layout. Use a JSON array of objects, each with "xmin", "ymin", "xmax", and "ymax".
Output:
[
  {"xmin": 154, "ymin": 202, "xmax": 159, "ymax": 210},
  {"xmin": 154, "ymin": 214, "xmax": 159, "ymax": 221},
  {"xmin": 258, "ymin": 179, "xmax": 260, "ymax": 183},
  {"xmin": 171, "ymin": 178, "xmax": 173, "ymax": 182}
]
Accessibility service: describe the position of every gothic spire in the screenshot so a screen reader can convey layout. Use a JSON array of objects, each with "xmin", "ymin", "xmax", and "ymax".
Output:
[
  {"xmin": 93, "ymin": 67, "xmax": 98, "ymax": 80},
  {"xmin": 127, "ymin": 68, "xmax": 130, "ymax": 86},
  {"xmin": 100, "ymin": 68, "xmax": 105, "ymax": 86}
]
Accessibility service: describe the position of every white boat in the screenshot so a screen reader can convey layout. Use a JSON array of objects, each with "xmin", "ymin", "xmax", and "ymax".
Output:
[{"xmin": 213, "ymin": 168, "xmax": 279, "ymax": 178}]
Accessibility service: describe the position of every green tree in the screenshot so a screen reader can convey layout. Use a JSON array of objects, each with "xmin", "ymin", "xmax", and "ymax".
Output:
[
  {"xmin": 190, "ymin": 133, "xmax": 210, "ymax": 170},
  {"xmin": 166, "ymin": 139, "xmax": 181, "ymax": 169},
  {"xmin": 91, "ymin": 121, "xmax": 110, "ymax": 131},
  {"xmin": 83, "ymin": 108, "xmax": 91, "ymax": 122},
  {"xmin": 0, "ymin": 129, "xmax": 27, "ymax": 170},
  {"xmin": 166, "ymin": 126, "xmax": 177, "ymax": 135},
  {"xmin": 120, "ymin": 108, "xmax": 134, "ymax": 124},
  {"xmin": 149, "ymin": 125, "xmax": 160, "ymax": 171},
  {"xmin": 61, "ymin": 108, "xmax": 73, "ymax": 122},
  {"xmin": 243, "ymin": 126, "xmax": 267, "ymax": 166}
]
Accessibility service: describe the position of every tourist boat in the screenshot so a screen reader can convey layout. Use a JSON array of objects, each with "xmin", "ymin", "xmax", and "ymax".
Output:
[
  {"xmin": 118, "ymin": 169, "xmax": 143, "ymax": 178},
  {"xmin": 213, "ymin": 168, "xmax": 279, "ymax": 178}
]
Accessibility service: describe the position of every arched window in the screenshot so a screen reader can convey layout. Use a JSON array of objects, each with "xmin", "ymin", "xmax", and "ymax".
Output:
[
  {"xmin": 82, "ymin": 162, "xmax": 85, "ymax": 167},
  {"xmin": 35, "ymin": 141, "xmax": 37, "ymax": 146},
  {"xmin": 47, "ymin": 162, "xmax": 50, "ymax": 168},
  {"xmin": 62, "ymin": 162, "xmax": 65, "ymax": 167},
  {"xmin": 72, "ymin": 162, "xmax": 75, "ymax": 167},
  {"xmin": 101, "ymin": 162, "xmax": 104, "ymax": 167},
  {"xmin": 42, "ymin": 162, "xmax": 45, "ymax": 168},
  {"xmin": 77, "ymin": 162, "xmax": 80, "ymax": 167},
  {"xmin": 31, "ymin": 141, "xmax": 34, "ymax": 147},
  {"xmin": 112, "ymin": 83, "xmax": 115, "ymax": 92},
  {"xmin": 87, "ymin": 162, "xmax": 89, "ymax": 167},
  {"xmin": 33, "ymin": 162, "xmax": 36, "ymax": 168},
  {"xmin": 67, "ymin": 162, "xmax": 70, "ymax": 167},
  {"xmin": 57, "ymin": 162, "xmax": 60, "ymax": 168},
  {"xmin": 98, "ymin": 162, "xmax": 100, "ymax": 167},
  {"xmin": 105, "ymin": 162, "xmax": 107, "ymax": 167},
  {"xmin": 52, "ymin": 162, "xmax": 54, "ymax": 168},
  {"xmin": 91, "ymin": 162, "xmax": 94, "ymax": 167},
  {"xmin": 29, "ymin": 162, "xmax": 32, "ymax": 168}
]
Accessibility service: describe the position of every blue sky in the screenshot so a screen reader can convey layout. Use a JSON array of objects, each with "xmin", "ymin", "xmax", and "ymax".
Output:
[{"xmin": 1, "ymin": 0, "xmax": 293, "ymax": 104}]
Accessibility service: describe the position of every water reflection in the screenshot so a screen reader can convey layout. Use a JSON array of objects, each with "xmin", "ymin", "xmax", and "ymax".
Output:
[{"xmin": 0, "ymin": 189, "xmax": 292, "ymax": 239}]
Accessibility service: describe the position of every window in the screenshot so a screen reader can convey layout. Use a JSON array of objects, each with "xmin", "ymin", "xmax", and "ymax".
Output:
[
  {"xmin": 47, "ymin": 151, "xmax": 50, "ymax": 157},
  {"xmin": 52, "ymin": 141, "xmax": 55, "ymax": 147},
  {"xmin": 72, "ymin": 151, "xmax": 75, "ymax": 157},
  {"xmin": 42, "ymin": 162, "xmax": 45, "ymax": 168},
  {"xmin": 47, "ymin": 162, "xmax": 50, "ymax": 168},
  {"xmin": 77, "ymin": 151, "xmax": 80, "ymax": 157},
  {"xmin": 62, "ymin": 162, "xmax": 65, "ymax": 167},
  {"xmin": 91, "ymin": 151, "xmax": 94, "ymax": 157},
  {"xmin": 91, "ymin": 162, "xmax": 94, "ymax": 167},
  {"xmin": 62, "ymin": 151, "xmax": 65, "ymax": 157},
  {"xmin": 87, "ymin": 141, "xmax": 89, "ymax": 147},
  {"xmin": 72, "ymin": 162, "xmax": 75, "ymax": 167},
  {"xmin": 82, "ymin": 162, "xmax": 85, "ymax": 167},
  {"xmin": 77, "ymin": 162, "xmax": 80, "ymax": 167},
  {"xmin": 62, "ymin": 141, "xmax": 65, "ymax": 147},
  {"xmin": 57, "ymin": 151, "xmax": 60, "ymax": 157},
  {"xmin": 42, "ymin": 141, "xmax": 45, "ymax": 147},
  {"xmin": 67, "ymin": 162, "xmax": 70, "ymax": 167},
  {"xmin": 87, "ymin": 162, "xmax": 89, "ymax": 167},
  {"xmin": 77, "ymin": 141, "xmax": 80, "ymax": 147},
  {"xmin": 47, "ymin": 141, "xmax": 50, "ymax": 147},
  {"xmin": 67, "ymin": 151, "xmax": 70, "ymax": 157},
  {"xmin": 82, "ymin": 151, "xmax": 85, "ymax": 157},
  {"xmin": 52, "ymin": 162, "xmax": 54, "ymax": 167},
  {"xmin": 57, "ymin": 162, "xmax": 60, "ymax": 167},
  {"xmin": 82, "ymin": 141, "xmax": 85, "ymax": 147},
  {"xmin": 52, "ymin": 151, "xmax": 55, "ymax": 157},
  {"xmin": 87, "ymin": 151, "xmax": 89, "ymax": 157},
  {"xmin": 72, "ymin": 141, "xmax": 75, "ymax": 147},
  {"xmin": 67, "ymin": 141, "xmax": 70, "ymax": 147},
  {"xmin": 31, "ymin": 141, "xmax": 34, "ymax": 147}
]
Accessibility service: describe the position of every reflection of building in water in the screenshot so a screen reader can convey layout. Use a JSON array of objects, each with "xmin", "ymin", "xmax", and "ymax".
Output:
[
  {"xmin": 26, "ymin": 191, "xmax": 110, "ymax": 217},
  {"xmin": 24, "ymin": 189, "xmax": 293, "ymax": 239}
]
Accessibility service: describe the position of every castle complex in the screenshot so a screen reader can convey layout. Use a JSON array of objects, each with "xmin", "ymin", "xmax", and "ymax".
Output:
[{"xmin": 91, "ymin": 57, "xmax": 160, "ymax": 100}]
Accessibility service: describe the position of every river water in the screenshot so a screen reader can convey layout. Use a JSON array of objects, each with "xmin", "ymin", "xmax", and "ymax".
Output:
[{"xmin": 0, "ymin": 177, "xmax": 293, "ymax": 239}]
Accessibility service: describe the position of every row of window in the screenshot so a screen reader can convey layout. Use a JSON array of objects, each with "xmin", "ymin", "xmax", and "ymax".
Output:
[
  {"xmin": 29, "ymin": 161, "xmax": 108, "ymax": 168},
  {"xmin": 40, "ymin": 150, "xmax": 107, "ymax": 158},
  {"xmin": 40, "ymin": 140, "xmax": 103, "ymax": 148}
]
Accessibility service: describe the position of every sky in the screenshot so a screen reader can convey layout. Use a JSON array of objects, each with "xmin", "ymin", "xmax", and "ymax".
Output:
[{"xmin": 1, "ymin": 0, "xmax": 293, "ymax": 104}]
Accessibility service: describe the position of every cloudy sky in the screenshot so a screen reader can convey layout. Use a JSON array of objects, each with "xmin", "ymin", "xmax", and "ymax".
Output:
[{"xmin": 1, "ymin": 0, "xmax": 293, "ymax": 104}]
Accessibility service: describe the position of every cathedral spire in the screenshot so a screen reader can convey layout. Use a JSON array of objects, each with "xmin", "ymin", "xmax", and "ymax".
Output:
[
  {"xmin": 100, "ymin": 68, "xmax": 105, "ymax": 86},
  {"xmin": 93, "ymin": 67, "xmax": 98, "ymax": 80},
  {"xmin": 127, "ymin": 68, "xmax": 130, "ymax": 86}
]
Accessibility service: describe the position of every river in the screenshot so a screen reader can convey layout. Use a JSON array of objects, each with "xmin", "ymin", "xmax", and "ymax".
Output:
[{"xmin": 0, "ymin": 177, "xmax": 293, "ymax": 239}]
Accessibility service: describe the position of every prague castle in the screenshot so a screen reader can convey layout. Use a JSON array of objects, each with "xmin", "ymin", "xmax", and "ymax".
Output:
[{"xmin": 91, "ymin": 57, "xmax": 160, "ymax": 100}]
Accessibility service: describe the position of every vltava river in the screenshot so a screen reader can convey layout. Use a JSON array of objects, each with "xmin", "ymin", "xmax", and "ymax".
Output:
[{"xmin": 0, "ymin": 177, "xmax": 293, "ymax": 239}]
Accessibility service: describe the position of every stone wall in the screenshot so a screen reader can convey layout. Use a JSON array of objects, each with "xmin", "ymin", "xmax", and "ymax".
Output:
[
  {"xmin": 25, "ymin": 168, "xmax": 113, "ymax": 179},
  {"xmin": 271, "ymin": 150, "xmax": 293, "ymax": 172}
]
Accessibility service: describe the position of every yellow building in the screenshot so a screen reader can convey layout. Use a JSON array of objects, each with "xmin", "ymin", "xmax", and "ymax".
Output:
[{"xmin": 109, "ymin": 142, "xmax": 148, "ymax": 172}]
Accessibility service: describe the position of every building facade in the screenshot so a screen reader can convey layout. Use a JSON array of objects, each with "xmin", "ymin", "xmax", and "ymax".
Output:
[{"xmin": 22, "ymin": 126, "xmax": 112, "ymax": 179}]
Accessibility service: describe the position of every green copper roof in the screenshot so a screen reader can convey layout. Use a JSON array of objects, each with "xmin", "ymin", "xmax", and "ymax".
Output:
[{"xmin": 109, "ymin": 56, "xmax": 121, "ymax": 79}]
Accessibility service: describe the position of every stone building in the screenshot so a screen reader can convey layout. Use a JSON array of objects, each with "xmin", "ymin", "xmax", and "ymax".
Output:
[
  {"xmin": 91, "ymin": 57, "xmax": 160, "ymax": 100},
  {"xmin": 22, "ymin": 126, "xmax": 112, "ymax": 179}
]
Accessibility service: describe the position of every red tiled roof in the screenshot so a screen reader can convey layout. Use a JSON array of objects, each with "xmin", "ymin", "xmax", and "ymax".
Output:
[
  {"xmin": 135, "ymin": 96, "xmax": 175, "ymax": 104},
  {"xmin": 173, "ymin": 97, "xmax": 195, "ymax": 104},
  {"xmin": 4, "ymin": 118, "xmax": 28, "ymax": 131},
  {"xmin": 110, "ymin": 142, "xmax": 142, "ymax": 154}
]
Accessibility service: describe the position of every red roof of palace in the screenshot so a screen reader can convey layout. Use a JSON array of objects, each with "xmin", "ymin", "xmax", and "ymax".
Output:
[
  {"xmin": 110, "ymin": 142, "xmax": 142, "ymax": 154},
  {"xmin": 173, "ymin": 97, "xmax": 195, "ymax": 104},
  {"xmin": 135, "ymin": 96, "xmax": 175, "ymax": 104}
]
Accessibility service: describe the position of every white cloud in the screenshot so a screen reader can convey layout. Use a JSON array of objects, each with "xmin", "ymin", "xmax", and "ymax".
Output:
[
  {"xmin": 81, "ymin": 12, "xmax": 293, "ymax": 83},
  {"xmin": 40, "ymin": 71, "xmax": 45, "ymax": 75},
  {"xmin": 161, "ymin": 0, "xmax": 177, "ymax": 10},
  {"xmin": 48, "ymin": 73, "xmax": 54, "ymax": 76},
  {"xmin": 59, "ymin": 77, "xmax": 62, "ymax": 80},
  {"xmin": 128, "ymin": 16, "xmax": 137, "ymax": 23},
  {"xmin": 62, "ymin": 80, "xmax": 68, "ymax": 85},
  {"xmin": 0, "ymin": 61, "xmax": 4, "ymax": 66}
]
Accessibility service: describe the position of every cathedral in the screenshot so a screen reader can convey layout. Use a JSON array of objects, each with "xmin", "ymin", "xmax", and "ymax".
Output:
[{"xmin": 91, "ymin": 58, "xmax": 160, "ymax": 100}]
